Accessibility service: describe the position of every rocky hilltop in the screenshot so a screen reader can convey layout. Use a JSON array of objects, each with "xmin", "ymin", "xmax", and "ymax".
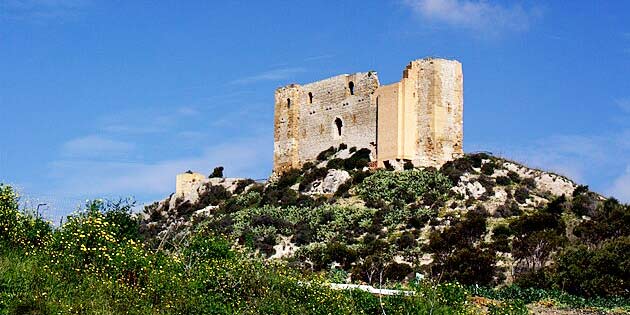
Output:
[{"xmin": 140, "ymin": 146, "xmax": 627, "ymax": 298}]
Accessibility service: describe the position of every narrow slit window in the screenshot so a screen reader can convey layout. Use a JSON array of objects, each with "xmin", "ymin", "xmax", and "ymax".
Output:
[
  {"xmin": 334, "ymin": 118, "xmax": 343, "ymax": 136},
  {"xmin": 287, "ymin": 98, "xmax": 291, "ymax": 108},
  {"xmin": 308, "ymin": 92, "xmax": 313, "ymax": 104},
  {"xmin": 348, "ymin": 81, "xmax": 354, "ymax": 95}
]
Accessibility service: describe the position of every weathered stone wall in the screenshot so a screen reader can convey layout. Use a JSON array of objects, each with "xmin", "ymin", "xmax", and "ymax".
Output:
[
  {"xmin": 375, "ymin": 82, "xmax": 400, "ymax": 162},
  {"xmin": 272, "ymin": 57, "xmax": 463, "ymax": 174},
  {"xmin": 273, "ymin": 85, "xmax": 301, "ymax": 172},
  {"xmin": 175, "ymin": 172, "xmax": 206, "ymax": 197},
  {"xmin": 409, "ymin": 58, "xmax": 464, "ymax": 167},
  {"xmin": 273, "ymin": 72, "xmax": 379, "ymax": 173}
]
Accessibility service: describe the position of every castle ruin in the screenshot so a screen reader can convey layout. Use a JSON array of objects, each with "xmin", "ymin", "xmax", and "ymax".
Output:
[{"xmin": 273, "ymin": 57, "xmax": 463, "ymax": 174}]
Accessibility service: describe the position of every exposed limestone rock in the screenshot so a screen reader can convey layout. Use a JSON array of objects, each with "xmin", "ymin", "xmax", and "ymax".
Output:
[{"xmin": 305, "ymin": 169, "xmax": 351, "ymax": 195}]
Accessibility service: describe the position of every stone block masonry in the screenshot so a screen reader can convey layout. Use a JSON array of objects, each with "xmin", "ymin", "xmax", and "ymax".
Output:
[{"xmin": 273, "ymin": 57, "xmax": 464, "ymax": 174}]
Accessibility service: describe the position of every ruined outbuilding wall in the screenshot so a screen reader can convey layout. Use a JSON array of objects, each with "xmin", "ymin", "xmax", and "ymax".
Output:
[{"xmin": 175, "ymin": 172, "xmax": 206, "ymax": 197}]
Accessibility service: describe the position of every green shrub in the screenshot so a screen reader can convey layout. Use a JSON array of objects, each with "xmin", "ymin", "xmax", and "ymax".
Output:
[
  {"xmin": 299, "ymin": 167, "xmax": 328, "ymax": 191},
  {"xmin": 356, "ymin": 169, "xmax": 452, "ymax": 206},
  {"xmin": 197, "ymin": 184, "xmax": 232, "ymax": 209},
  {"xmin": 522, "ymin": 177, "xmax": 537, "ymax": 189},
  {"xmin": 233, "ymin": 179, "xmax": 255, "ymax": 194},
  {"xmin": 0, "ymin": 184, "xmax": 52, "ymax": 250},
  {"xmin": 553, "ymin": 236, "xmax": 630, "ymax": 297},
  {"xmin": 343, "ymin": 148, "xmax": 371, "ymax": 170},
  {"xmin": 572, "ymin": 198, "xmax": 629, "ymax": 245},
  {"xmin": 487, "ymin": 299, "xmax": 528, "ymax": 315},
  {"xmin": 481, "ymin": 161, "xmax": 496, "ymax": 176},
  {"xmin": 494, "ymin": 200, "xmax": 521, "ymax": 218},
  {"xmin": 183, "ymin": 235, "xmax": 234, "ymax": 265},
  {"xmin": 403, "ymin": 160, "xmax": 415, "ymax": 170},
  {"xmin": 326, "ymin": 158, "xmax": 345, "ymax": 169},
  {"xmin": 316, "ymin": 146, "xmax": 337, "ymax": 161},
  {"xmin": 495, "ymin": 176, "xmax": 511, "ymax": 186},
  {"xmin": 275, "ymin": 168, "xmax": 302, "ymax": 188},
  {"xmin": 210, "ymin": 166, "xmax": 224, "ymax": 178},
  {"xmin": 514, "ymin": 186, "xmax": 529, "ymax": 204},
  {"xmin": 507, "ymin": 171, "xmax": 521, "ymax": 183}
]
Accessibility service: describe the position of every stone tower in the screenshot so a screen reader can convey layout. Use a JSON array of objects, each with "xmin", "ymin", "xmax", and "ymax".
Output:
[
  {"xmin": 374, "ymin": 58, "xmax": 463, "ymax": 168},
  {"xmin": 272, "ymin": 57, "xmax": 463, "ymax": 174}
]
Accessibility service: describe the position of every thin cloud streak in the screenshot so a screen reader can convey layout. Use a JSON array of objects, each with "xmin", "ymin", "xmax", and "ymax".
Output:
[
  {"xmin": 609, "ymin": 166, "xmax": 630, "ymax": 202},
  {"xmin": 230, "ymin": 67, "xmax": 306, "ymax": 85},
  {"xmin": 61, "ymin": 135, "xmax": 135, "ymax": 159},
  {"xmin": 404, "ymin": 0, "xmax": 542, "ymax": 34},
  {"xmin": 47, "ymin": 136, "xmax": 272, "ymax": 198},
  {"xmin": 1, "ymin": 0, "xmax": 91, "ymax": 21}
]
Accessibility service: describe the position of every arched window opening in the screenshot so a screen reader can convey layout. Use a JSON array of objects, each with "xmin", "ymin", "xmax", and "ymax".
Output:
[
  {"xmin": 308, "ymin": 92, "xmax": 313, "ymax": 104},
  {"xmin": 348, "ymin": 81, "xmax": 354, "ymax": 95},
  {"xmin": 287, "ymin": 98, "xmax": 291, "ymax": 109},
  {"xmin": 334, "ymin": 118, "xmax": 343, "ymax": 136}
]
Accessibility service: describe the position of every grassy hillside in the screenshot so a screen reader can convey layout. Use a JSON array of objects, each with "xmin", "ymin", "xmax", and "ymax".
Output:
[{"xmin": 1, "ymin": 148, "xmax": 628, "ymax": 314}]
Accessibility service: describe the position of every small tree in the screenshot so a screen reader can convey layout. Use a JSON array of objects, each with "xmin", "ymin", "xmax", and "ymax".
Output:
[{"xmin": 210, "ymin": 166, "xmax": 224, "ymax": 178}]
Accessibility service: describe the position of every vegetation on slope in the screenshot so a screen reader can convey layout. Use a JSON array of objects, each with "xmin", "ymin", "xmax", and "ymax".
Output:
[
  {"xmin": 0, "ymin": 184, "xmax": 479, "ymax": 314},
  {"xmin": 140, "ymin": 147, "xmax": 629, "ymax": 313},
  {"xmin": 1, "ymin": 146, "xmax": 629, "ymax": 314}
]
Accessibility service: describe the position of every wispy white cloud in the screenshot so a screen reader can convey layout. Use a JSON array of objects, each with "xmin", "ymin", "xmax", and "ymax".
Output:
[
  {"xmin": 471, "ymin": 129, "xmax": 630, "ymax": 202},
  {"xmin": 616, "ymin": 98, "xmax": 630, "ymax": 113},
  {"xmin": 48, "ymin": 136, "xmax": 272, "ymax": 198},
  {"xmin": 304, "ymin": 54, "xmax": 335, "ymax": 62},
  {"xmin": 608, "ymin": 166, "xmax": 630, "ymax": 202},
  {"xmin": 1, "ymin": 0, "xmax": 91, "ymax": 21},
  {"xmin": 403, "ymin": 0, "xmax": 542, "ymax": 34},
  {"xmin": 61, "ymin": 135, "xmax": 135, "ymax": 159},
  {"xmin": 230, "ymin": 67, "xmax": 306, "ymax": 85},
  {"xmin": 100, "ymin": 106, "xmax": 201, "ymax": 135}
]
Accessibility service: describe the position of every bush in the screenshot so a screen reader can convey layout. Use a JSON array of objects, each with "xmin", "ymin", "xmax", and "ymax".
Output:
[
  {"xmin": 0, "ymin": 184, "xmax": 52, "ymax": 250},
  {"xmin": 572, "ymin": 198, "xmax": 629, "ymax": 245},
  {"xmin": 356, "ymin": 169, "xmax": 452, "ymax": 206},
  {"xmin": 183, "ymin": 235, "xmax": 234, "ymax": 265},
  {"xmin": 514, "ymin": 186, "xmax": 529, "ymax": 204},
  {"xmin": 434, "ymin": 246, "xmax": 499, "ymax": 286},
  {"xmin": 571, "ymin": 192, "xmax": 599, "ymax": 217},
  {"xmin": 343, "ymin": 148, "xmax": 371, "ymax": 170},
  {"xmin": 47, "ymin": 200, "xmax": 149, "ymax": 284},
  {"xmin": 522, "ymin": 177, "xmax": 536, "ymax": 189},
  {"xmin": 494, "ymin": 200, "xmax": 521, "ymax": 218},
  {"xmin": 495, "ymin": 176, "xmax": 511, "ymax": 186},
  {"xmin": 316, "ymin": 146, "xmax": 337, "ymax": 161},
  {"xmin": 553, "ymin": 237, "xmax": 630, "ymax": 297},
  {"xmin": 210, "ymin": 166, "xmax": 224, "ymax": 178},
  {"xmin": 481, "ymin": 162, "xmax": 496, "ymax": 176},
  {"xmin": 403, "ymin": 160, "xmax": 415, "ymax": 170},
  {"xmin": 233, "ymin": 179, "xmax": 255, "ymax": 194},
  {"xmin": 299, "ymin": 167, "xmax": 328, "ymax": 191},
  {"xmin": 507, "ymin": 171, "xmax": 521, "ymax": 183},
  {"xmin": 275, "ymin": 168, "xmax": 302, "ymax": 189},
  {"xmin": 428, "ymin": 208, "xmax": 501, "ymax": 286},
  {"xmin": 197, "ymin": 184, "xmax": 232, "ymax": 209},
  {"xmin": 326, "ymin": 158, "xmax": 344, "ymax": 169}
]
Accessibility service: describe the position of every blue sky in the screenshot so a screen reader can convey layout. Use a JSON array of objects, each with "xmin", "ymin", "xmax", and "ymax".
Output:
[{"xmin": 1, "ymin": 0, "xmax": 629, "ymax": 219}]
